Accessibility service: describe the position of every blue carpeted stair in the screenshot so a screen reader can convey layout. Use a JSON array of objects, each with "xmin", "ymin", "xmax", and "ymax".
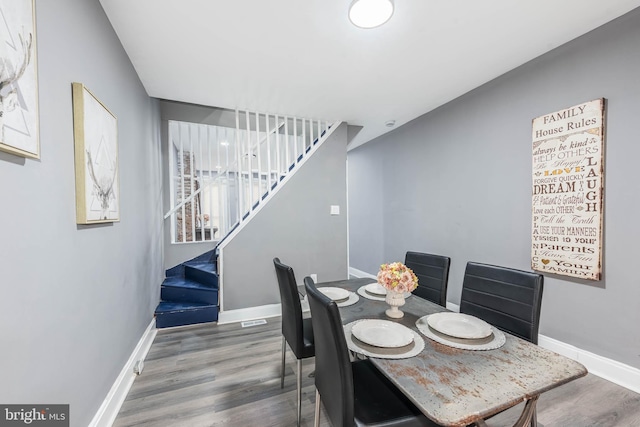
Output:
[{"xmin": 154, "ymin": 250, "xmax": 219, "ymax": 328}]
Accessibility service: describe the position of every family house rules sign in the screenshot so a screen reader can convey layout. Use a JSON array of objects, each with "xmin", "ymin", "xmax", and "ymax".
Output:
[{"xmin": 531, "ymin": 98, "xmax": 605, "ymax": 280}]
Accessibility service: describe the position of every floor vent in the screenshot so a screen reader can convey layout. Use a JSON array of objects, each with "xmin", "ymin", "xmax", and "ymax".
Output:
[{"xmin": 241, "ymin": 319, "xmax": 267, "ymax": 328}]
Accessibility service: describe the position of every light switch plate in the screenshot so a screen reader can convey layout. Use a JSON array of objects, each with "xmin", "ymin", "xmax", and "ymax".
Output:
[{"xmin": 330, "ymin": 205, "xmax": 340, "ymax": 215}]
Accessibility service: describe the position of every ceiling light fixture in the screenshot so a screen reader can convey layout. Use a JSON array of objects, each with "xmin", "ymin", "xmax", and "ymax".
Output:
[{"xmin": 349, "ymin": 0, "xmax": 394, "ymax": 29}]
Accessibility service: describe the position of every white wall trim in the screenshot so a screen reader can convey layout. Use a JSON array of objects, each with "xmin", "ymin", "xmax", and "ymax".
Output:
[
  {"xmin": 538, "ymin": 334, "xmax": 640, "ymax": 394},
  {"xmin": 217, "ymin": 303, "xmax": 282, "ymax": 325},
  {"xmin": 89, "ymin": 319, "xmax": 157, "ymax": 427},
  {"xmin": 348, "ymin": 267, "xmax": 376, "ymax": 279}
]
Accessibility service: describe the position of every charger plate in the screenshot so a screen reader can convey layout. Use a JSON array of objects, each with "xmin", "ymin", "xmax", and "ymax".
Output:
[
  {"xmin": 335, "ymin": 292, "xmax": 359, "ymax": 308},
  {"xmin": 344, "ymin": 320, "xmax": 425, "ymax": 359},
  {"xmin": 416, "ymin": 315, "xmax": 506, "ymax": 351}
]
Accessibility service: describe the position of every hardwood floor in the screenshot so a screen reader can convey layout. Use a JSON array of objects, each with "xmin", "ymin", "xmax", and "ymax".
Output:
[{"xmin": 114, "ymin": 320, "xmax": 640, "ymax": 427}]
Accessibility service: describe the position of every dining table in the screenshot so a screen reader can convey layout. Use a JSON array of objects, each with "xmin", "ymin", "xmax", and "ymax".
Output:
[{"xmin": 312, "ymin": 277, "xmax": 588, "ymax": 427}]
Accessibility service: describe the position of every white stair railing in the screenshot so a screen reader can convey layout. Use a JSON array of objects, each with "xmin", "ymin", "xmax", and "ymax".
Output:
[{"xmin": 165, "ymin": 110, "xmax": 336, "ymax": 244}]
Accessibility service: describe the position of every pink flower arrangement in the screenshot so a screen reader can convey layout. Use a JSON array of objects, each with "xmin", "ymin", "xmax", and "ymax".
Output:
[{"xmin": 377, "ymin": 262, "xmax": 419, "ymax": 294}]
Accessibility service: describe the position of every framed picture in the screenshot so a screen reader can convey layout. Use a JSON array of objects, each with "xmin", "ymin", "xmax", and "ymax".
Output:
[
  {"xmin": 72, "ymin": 82, "xmax": 119, "ymax": 224},
  {"xmin": 0, "ymin": 0, "xmax": 40, "ymax": 158},
  {"xmin": 531, "ymin": 98, "xmax": 605, "ymax": 280}
]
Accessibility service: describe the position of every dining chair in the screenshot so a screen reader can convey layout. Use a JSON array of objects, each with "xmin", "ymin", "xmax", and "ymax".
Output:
[
  {"xmin": 304, "ymin": 276, "xmax": 440, "ymax": 427},
  {"xmin": 273, "ymin": 258, "xmax": 315, "ymax": 427},
  {"xmin": 460, "ymin": 262, "xmax": 544, "ymax": 427},
  {"xmin": 459, "ymin": 262, "xmax": 544, "ymax": 344},
  {"xmin": 405, "ymin": 251, "xmax": 450, "ymax": 307}
]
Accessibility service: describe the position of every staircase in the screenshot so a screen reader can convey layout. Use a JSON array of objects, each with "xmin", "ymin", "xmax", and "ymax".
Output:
[
  {"xmin": 154, "ymin": 250, "xmax": 219, "ymax": 328},
  {"xmin": 155, "ymin": 111, "xmax": 339, "ymax": 328}
]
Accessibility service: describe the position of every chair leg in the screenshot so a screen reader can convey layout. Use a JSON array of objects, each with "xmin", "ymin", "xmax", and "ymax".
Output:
[
  {"xmin": 281, "ymin": 336, "xmax": 286, "ymax": 389},
  {"xmin": 297, "ymin": 359, "xmax": 302, "ymax": 427},
  {"xmin": 314, "ymin": 389, "xmax": 321, "ymax": 427}
]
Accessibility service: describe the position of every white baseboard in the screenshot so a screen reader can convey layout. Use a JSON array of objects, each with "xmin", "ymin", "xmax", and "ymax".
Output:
[
  {"xmin": 217, "ymin": 303, "xmax": 282, "ymax": 325},
  {"xmin": 538, "ymin": 334, "xmax": 640, "ymax": 394},
  {"xmin": 348, "ymin": 267, "xmax": 377, "ymax": 279},
  {"xmin": 89, "ymin": 319, "xmax": 157, "ymax": 427}
]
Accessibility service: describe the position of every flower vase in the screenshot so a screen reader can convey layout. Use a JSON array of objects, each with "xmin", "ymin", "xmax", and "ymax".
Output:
[{"xmin": 385, "ymin": 290, "xmax": 406, "ymax": 319}]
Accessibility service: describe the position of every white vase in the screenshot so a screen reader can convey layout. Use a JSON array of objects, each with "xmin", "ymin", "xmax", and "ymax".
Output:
[{"xmin": 385, "ymin": 290, "xmax": 406, "ymax": 318}]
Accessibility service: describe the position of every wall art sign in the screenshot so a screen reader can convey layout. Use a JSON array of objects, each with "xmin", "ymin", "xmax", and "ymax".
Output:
[
  {"xmin": 0, "ymin": 0, "xmax": 40, "ymax": 158},
  {"xmin": 72, "ymin": 82, "xmax": 119, "ymax": 224},
  {"xmin": 531, "ymin": 98, "xmax": 605, "ymax": 280}
]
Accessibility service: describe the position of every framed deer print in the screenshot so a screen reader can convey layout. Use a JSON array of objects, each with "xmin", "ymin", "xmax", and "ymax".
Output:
[
  {"xmin": 0, "ymin": 0, "xmax": 40, "ymax": 158},
  {"xmin": 72, "ymin": 82, "xmax": 120, "ymax": 224}
]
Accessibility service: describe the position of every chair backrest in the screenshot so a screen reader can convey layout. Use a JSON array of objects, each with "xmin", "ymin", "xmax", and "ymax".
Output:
[
  {"xmin": 273, "ymin": 258, "xmax": 306, "ymax": 357},
  {"xmin": 460, "ymin": 262, "xmax": 544, "ymax": 344},
  {"xmin": 304, "ymin": 276, "xmax": 354, "ymax": 427},
  {"xmin": 405, "ymin": 251, "xmax": 450, "ymax": 307}
]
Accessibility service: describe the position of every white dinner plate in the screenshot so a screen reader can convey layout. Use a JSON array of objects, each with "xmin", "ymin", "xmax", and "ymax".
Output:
[
  {"xmin": 365, "ymin": 282, "xmax": 387, "ymax": 296},
  {"xmin": 344, "ymin": 321, "xmax": 425, "ymax": 359},
  {"xmin": 426, "ymin": 312, "xmax": 492, "ymax": 339},
  {"xmin": 318, "ymin": 287, "xmax": 350, "ymax": 302},
  {"xmin": 416, "ymin": 315, "xmax": 506, "ymax": 351},
  {"xmin": 351, "ymin": 319, "xmax": 414, "ymax": 348}
]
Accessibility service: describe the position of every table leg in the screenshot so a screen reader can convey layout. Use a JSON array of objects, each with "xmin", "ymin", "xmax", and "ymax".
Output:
[
  {"xmin": 513, "ymin": 396, "xmax": 539, "ymax": 427},
  {"xmin": 473, "ymin": 396, "xmax": 539, "ymax": 427}
]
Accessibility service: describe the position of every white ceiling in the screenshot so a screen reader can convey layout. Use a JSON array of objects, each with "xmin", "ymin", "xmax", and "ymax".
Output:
[{"xmin": 99, "ymin": 0, "xmax": 640, "ymax": 150}]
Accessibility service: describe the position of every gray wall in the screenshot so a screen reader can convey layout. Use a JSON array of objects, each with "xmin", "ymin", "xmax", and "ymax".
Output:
[
  {"xmin": 348, "ymin": 8, "xmax": 640, "ymax": 369},
  {"xmin": 0, "ymin": 1, "xmax": 163, "ymax": 425},
  {"xmin": 222, "ymin": 123, "xmax": 349, "ymax": 311}
]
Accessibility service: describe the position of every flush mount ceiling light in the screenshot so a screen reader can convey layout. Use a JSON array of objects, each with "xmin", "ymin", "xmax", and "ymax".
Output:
[{"xmin": 349, "ymin": 0, "xmax": 394, "ymax": 29}]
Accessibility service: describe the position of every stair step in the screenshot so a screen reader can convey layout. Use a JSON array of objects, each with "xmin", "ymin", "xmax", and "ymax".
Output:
[
  {"xmin": 161, "ymin": 277, "xmax": 218, "ymax": 304},
  {"xmin": 165, "ymin": 250, "xmax": 217, "ymax": 278},
  {"xmin": 155, "ymin": 301, "xmax": 218, "ymax": 328},
  {"xmin": 184, "ymin": 262, "xmax": 218, "ymax": 287}
]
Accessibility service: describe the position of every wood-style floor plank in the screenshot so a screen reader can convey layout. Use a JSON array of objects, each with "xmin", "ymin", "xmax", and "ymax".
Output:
[{"xmin": 114, "ymin": 319, "xmax": 640, "ymax": 427}]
